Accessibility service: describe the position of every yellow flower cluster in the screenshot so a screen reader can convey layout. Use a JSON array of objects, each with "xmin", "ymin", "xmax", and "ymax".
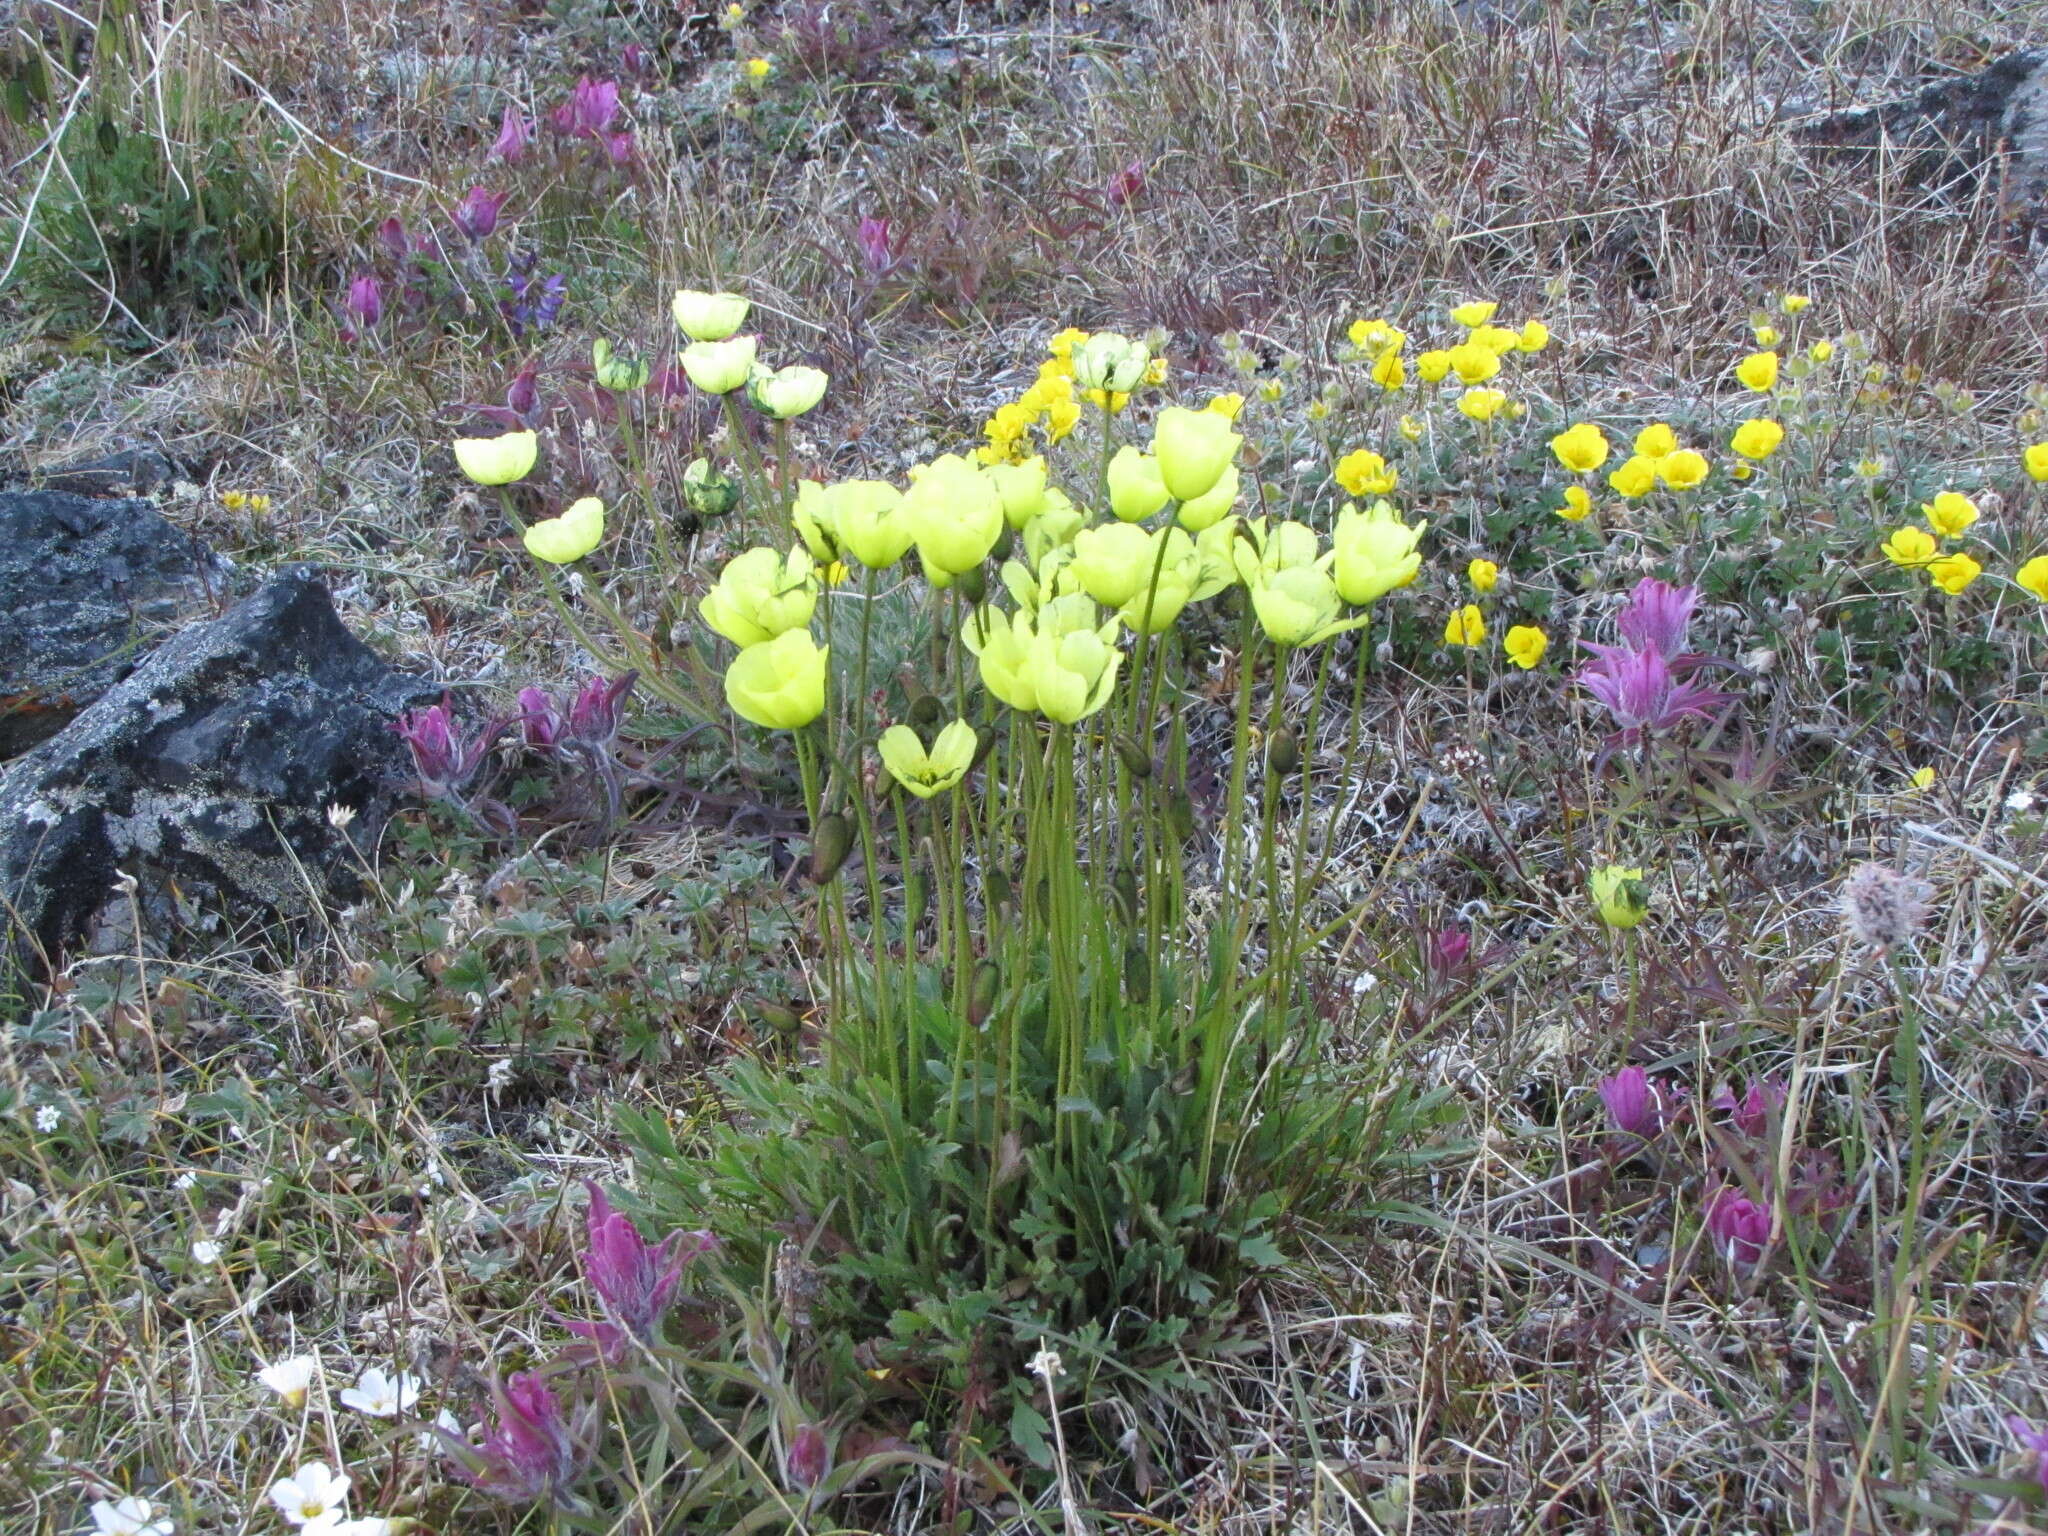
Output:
[
  {"xmin": 1340, "ymin": 299, "xmax": 1547, "ymax": 419},
  {"xmin": 219, "ymin": 489, "xmax": 272, "ymax": 515},
  {"xmin": 1881, "ymin": 491, "xmax": 1983, "ymax": 594},
  {"xmin": 976, "ymin": 327, "xmax": 1091, "ymax": 464}
]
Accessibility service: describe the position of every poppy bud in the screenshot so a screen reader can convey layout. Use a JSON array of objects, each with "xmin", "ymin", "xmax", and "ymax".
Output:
[
  {"xmin": 1123, "ymin": 941, "xmax": 1152, "ymax": 1003},
  {"xmin": 1266, "ymin": 725, "xmax": 1301, "ymax": 776},
  {"xmin": 908, "ymin": 693, "xmax": 944, "ymax": 729},
  {"xmin": 808, "ymin": 812, "xmax": 853, "ymax": 883},
  {"xmin": 954, "ymin": 563, "xmax": 988, "ymax": 603},
  {"xmin": 682, "ymin": 458, "xmax": 740, "ymax": 517},
  {"xmin": 1109, "ymin": 867, "xmax": 1140, "ymax": 925},
  {"xmin": 749, "ymin": 999, "xmax": 803, "ymax": 1035},
  {"xmin": 968, "ymin": 958, "xmax": 1001, "ymax": 1026},
  {"xmin": 1114, "ymin": 735, "xmax": 1154, "ymax": 778}
]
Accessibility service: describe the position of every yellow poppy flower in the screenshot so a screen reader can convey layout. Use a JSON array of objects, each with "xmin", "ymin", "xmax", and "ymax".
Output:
[
  {"xmin": 1927, "ymin": 552, "xmax": 1981, "ymax": 594},
  {"xmin": 1503, "ymin": 624, "xmax": 1547, "ymax": 669},
  {"xmin": 1736, "ymin": 351, "xmax": 1780, "ymax": 392},
  {"xmin": 1467, "ymin": 558, "xmax": 1499, "ymax": 593}
]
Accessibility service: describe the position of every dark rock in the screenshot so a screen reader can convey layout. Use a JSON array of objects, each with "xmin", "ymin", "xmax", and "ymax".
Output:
[
  {"xmin": 0, "ymin": 568, "xmax": 436, "ymax": 977},
  {"xmin": 36, "ymin": 446, "xmax": 184, "ymax": 498},
  {"xmin": 0, "ymin": 490, "xmax": 234, "ymax": 756}
]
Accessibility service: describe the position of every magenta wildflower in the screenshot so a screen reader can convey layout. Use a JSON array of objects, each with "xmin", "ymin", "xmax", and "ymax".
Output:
[
  {"xmin": 518, "ymin": 686, "xmax": 564, "ymax": 750},
  {"xmin": 553, "ymin": 76, "xmax": 621, "ymax": 138},
  {"xmin": 1596, "ymin": 1065, "xmax": 1673, "ymax": 1140},
  {"xmin": 452, "ymin": 187, "xmax": 509, "ymax": 242},
  {"xmin": 376, "ymin": 217, "xmax": 410, "ymax": 260},
  {"xmin": 1578, "ymin": 644, "xmax": 1735, "ymax": 748},
  {"xmin": 490, "ymin": 104, "xmax": 531, "ymax": 163},
  {"xmin": 857, "ymin": 216, "xmax": 901, "ymax": 275},
  {"xmin": 1702, "ymin": 1186, "xmax": 1772, "ymax": 1267},
  {"xmin": 1615, "ymin": 577, "xmax": 1699, "ymax": 661},
  {"xmin": 342, "ymin": 273, "xmax": 383, "ymax": 330},
  {"xmin": 652, "ymin": 363, "xmax": 690, "ymax": 405},
  {"xmin": 506, "ymin": 358, "xmax": 542, "ymax": 422},
  {"xmin": 562, "ymin": 1180, "xmax": 716, "ymax": 1354},
  {"xmin": 1105, "ymin": 158, "xmax": 1146, "ymax": 208},
  {"xmin": 390, "ymin": 697, "xmax": 509, "ymax": 801},
  {"xmin": 1712, "ymin": 1077, "xmax": 1787, "ymax": 1138},
  {"xmin": 603, "ymin": 130, "xmax": 636, "ymax": 166},
  {"xmin": 2005, "ymin": 1416, "xmax": 2048, "ymax": 1497},
  {"xmin": 442, "ymin": 1372, "xmax": 590, "ymax": 1508},
  {"xmin": 787, "ymin": 1423, "xmax": 830, "ymax": 1491},
  {"xmin": 1422, "ymin": 925, "xmax": 1470, "ymax": 982},
  {"xmin": 565, "ymin": 672, "xmax": 636, "ymax": 751}
]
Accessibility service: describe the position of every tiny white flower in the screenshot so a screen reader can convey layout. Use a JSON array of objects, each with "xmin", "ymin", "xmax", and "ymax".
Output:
[
  {"xmin": 269, "ymin": 1461, "xmax": 351, "ymax": 1526},
  {"xmin": 338, "ymin": 1366, "xmax": 420, "ymax": 1418},
  {"xmin": 190, "ymin": 1240, "xmax": 222, "ymax": 1265},
  {"xmin": 88, "ymin": 1497, "xmax": 174, "ymax": 1536},
  {"xmin": 34, "ymin": 1104, "xmax": 59, "ymax": 1132},
  {"xmin": 326, "ymin": 803, "xmax": 359, "ymax": 830},
  {"xmin": 415, "ymin": 1407, "xmax": 463, "ymax": 1451},
  {"xmin": 2008, "ymin": 789, "xmax": 2038, "ymax": 813},
  {"xmin": 256, "ymin": 1355, "xmax": 318, "ymax": 1408},
  {"xmin": 171, "ymin": 1171, "xmax": 197, "ymax": 1191},
  {"xmin": 1027, "ymin": 1346, "xmax": 1064, "ymax": 1381}
]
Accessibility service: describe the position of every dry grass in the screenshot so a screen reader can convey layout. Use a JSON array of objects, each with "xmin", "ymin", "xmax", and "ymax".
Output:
[{"xmin": 7, "ymin": 0, "xmax": 2048, "ymax": 1532}]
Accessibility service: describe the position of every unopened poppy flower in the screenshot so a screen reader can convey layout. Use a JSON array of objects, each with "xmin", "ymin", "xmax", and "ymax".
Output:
[
  {"xmin": 1607, "ymin": 455, "xmax": 1657, "ymax": 499},
  {"xmin": 670, "ymin": 289, "xmax": 750, "ymax": 341},
  {"xmin": 1152, "ymin": 405, "xmax": 1241, "ymax": 500},
  {"xmin": 1730, "ymin": 418, "xmax": 1784, "ymax": 460},
  {"xmin": 879, "ymin": 720, "xmax": 978, "ymax": 798},
  {"xmin": 1176, "ymin": 464, "xmax": 1239, "ymax": 531},
  {"xmin": 748, "ymin": 363, "xmax": 829, "ymax": 418},
  {"xmin": 1735, "ymin": 351, "xmax": 1780, "ymax": 391},
  {"xmin": 1332, "ymin": 500, "xmax": 1426, "ymax": 605},
  {"xmin": 590, "ymin": 338, "xmax": 647, "ymax": 392},
  {"xmin": 1588, "ymin": 864, "xmax": 1649, "ymax": 929},
  {"xmin": 1503, "ymin": 624, "xmax": 1547, "ymax": 668},
  {"xmin": 1550, "ymin": 422, "xmax": 1609, "ymax": 473},
  {"xmin": 679, "ymin": 336, "xmax": 757, "ymax": 394},
  {"xmin": 1634, "ymin": 423, "xmax": 1677, "ymax": 459},
  {"xmin": 523, "ymin": 497, "xmax": 606, "ymax": 564},
  {"xmin": 1557, "ymin": 485, "xmax": 1593, "ymax": 521},
  {"xmin": 1105, "ymin": 446, "xmax": 1172, "ymax": 522},
  {"xmin": 1450, "ymin": 299, "xmax": 1498, "ymax": 326},
  {"xmin": 1928, "ymin": 552, "xmax": 1981, "ymax": 594},
  {"xmin": 1443, "ymin": 604, "xmax": 1485, "ymax": 646},
  {"xmin": 1881, "ymin": 525, "xmax": 1938, "ymax": 567},
  {"xmin": 1656, "ymin": 449, "xmax": 1709, "ymax": 490},
  {"xmin": 454, "ymin": 430, "xmax": 539, "ymax": 486},
  {"xmin": 724, "ymin": 629, "xmax": 827, "ymax": 729},
  {"xmin": 1922, "ymin": 490, "xmax": 1978, "ymax": 537},
  {"xmin": 1446, "ymin": 342, "xmax": 1501, "ymax": 384},
  {"xmin": 905, "ymin": 454, "xmax": 1004, "ymax": 572},
  {"xmin": 1457, "ymin": 387, "xmax": 1507, "ymax": 422},
  {"xmin": 1334, "ymin": 449, "xmax": 1397, "ymax": 497},
  {"xmin": 2026, "ymin": 443, "xmax": 2048, "ymax": 482},
  {"xmin": 1467, "ymin": 558, "xmax": 1499, "ymax": 593},
  {"xmin": 2018, "ymin": 555, "xmax": 2048, "ymax": 599}
]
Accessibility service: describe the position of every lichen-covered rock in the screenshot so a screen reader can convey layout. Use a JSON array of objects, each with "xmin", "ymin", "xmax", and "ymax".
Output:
[
  {"xmin": 0, "ymin": 568, "xmax": 435, "ymax": 975},
  {"xmin": 0, "ymin": 489, "xmax": 232, "ymax": 756}
]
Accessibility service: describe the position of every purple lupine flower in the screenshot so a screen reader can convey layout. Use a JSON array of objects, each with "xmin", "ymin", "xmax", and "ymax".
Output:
[
  {"xmin": 1615, "ymin": 577, "xmax": 1699, "ymax": 661},
  {"xmin": 1578, "ymin": 644, "xmax": 1735, "ymax": 747},
  {"xmin": 2006, "ymin": 1416, "xmax": 2048, "ymax": 1497},
  {"xmin": 390, "ymin": 698, "xmax": 508, "ymax": 801},
  {"xmin": 565, "ymin": 672, "xmax": 636, "ymax": 751},
  {"xmin": 1702, "ymin": 1186, "xmax": 1772, "ymax": 1267},
  {"xmin": 519, "ymin": 686, "xmax": 564, "ymax": 750},
  {"xmin": 562, "ymin": 1180, "xmax": 716, "ymax": 1355},
  {"xmin": 342, "ymin": 273, "xmax": 383, "ymax": 330},
  {"xmin": 376, "ymin": 217, "xmax": 411, "ymax": 260},
  {"xmin": 502, "ymin": 256, "xmax": 568, "ymax": 337},
  {"xmin": 453, "ymin": 187, "xmax": 509, "ymax": 242},
  {"xmin": 1596, "ymin": 1065, "xmax": 1672, "ymax": 1139},
  {"xmin": 491, "ymin": 104, "xmax": 530, "ymax": 163},
  {"xmin": 1712, "ymin": 1077, "xmax": 1787, "ymax": 1138},
  {"xmin": 1105, "ymin": 158, "xmax": 1146, "ymax": 208},
  {"xmin": 443, "ymin": 1372, "xmax": 589, "ymax": 1507},
  {"xmin": 787, "ymin": 1423, "xmax": 830, "ymax": 1491},
  {"xmin": 857, "ymin": 216, "xmax": 899, "ymax": 276}
]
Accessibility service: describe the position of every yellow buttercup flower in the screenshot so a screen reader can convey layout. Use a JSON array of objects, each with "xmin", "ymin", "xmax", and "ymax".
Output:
[
  {"xmin": 1205, "ymin": 392, "xmax": 1245, "ymax": 419},
  {"xmin": 1781, "ymin": 293, "xmax": 1811, "ymax": 314},
  {"xmin": 1470, "ymin": 324, "xmax": 1522, "ymax": 355},
  {"xmin": 1332, "ymin": 500, "xmax": 1426, "ymax": 605},
  {"xmin": 2015, "ymin": 554, "xmax": 2048, "ymax": 599},
  {"xmin": 1457, "ymin": 387, "xmax": 1508, "ymax": 422},
  {"xmin": 1334, "ymin": 449, "xmax": 1398, "ymax": 497},
  {"xmin": 1752, "ymin": 324, "xmax": 1781, "ymax": 348},
  {"xmin": 1928, "ymin": 552, "xmax": 1981, "ymax": 594},
  {"xmin": 1503, "ymin": 624, "xmax": 1547, "ymax": 669},
  {"xmin": 1633, "ymin": 423, "xmax": 1677, "ymax": 459},
  {"xmin": 523, "ymin": 496, "xmax": 605, "ymax": 564},
  {"xmin": 724, "ymin": 629, "xmax": 827, "ymax": 730},
  {"xmin": 1398, "ymin": 413, "xmax": 1424, "ymax": 442},
  {"xmin": 1369, "ymin": 348, "xmax": 1405, "ymax": 390},
  {"xmin": 1881, "ymin": 525, "xmax": 1938, "ymax": 567},
  {"xmin": 1730, "ymin": 418, "xmax": 1784, "ymax": 460},
  {"xmin": 878, "ymin": 720, "xmax": 977, "ymax": 798},
  {"xmin": 1550, "ymin": 422, "xmax": 1610, "ymax": 473},
  {"xmin": 1447, "ymin": 342, "xmax": 1501, "ymax": 384},
  {"xmin": 1909, "ymin": 766, "xmax": 1936, "ymax": 791},
  {"xmin": 1516, "ymin": 319, "xmax": 1550, "ymax": 352},
  {"xmin": 1557, "ymin": 485, "xmax": 1593, "ymax": 521},
  {"xmin": 745, "ymin": 56, "xmax": 773, "ymax": 78},
  {"xmin": 1656, "ymin": 449, "xmax": 1710, "ymax": 490},
  {"xmin": 2024, "ymin": 443, "xmax": 2048, "ymax": 482},
  {"xmin": 1450, "ymin": 300, "xmax": 1498, "ymax": 327},
  {"xmin": 1922, "ymin": 491, "xmax": 1978, "ymax": 538},
  {"xmin": 1736, "ymin": 351, "xmax": 1780, "ymax": 392},
  {"xmin": 1443, "ymin": 603, "xmax": 1485, "ymax": 647},
  {"xmin": 1809, "ymin": 340, "xmax": 1834, "ymax": 362},
  {"xmin": 1348, "ymin": 317, "xmax": 1405, "ymax": 352},
  {"xmin": 1415, "ymin": 350, "xmax": 1453, "ymax": 383},
  {"xmin": 1589, "ymin": 865, "xmax": 1649, "ymax": 929},
  {"xmin": 1467, "ymin": 558, "xmax": 1499, "ymax": 593},
  {"xmin": 824, "ymin": 559, "xmax": 850, "ymax": 587},
  {"xmin": 454, "ymin": 429, "xmax": 539, "ymax": 486},
  {"xmin": 1607, "ymin": 455, "xmax": 1658, "ymax": 499}
]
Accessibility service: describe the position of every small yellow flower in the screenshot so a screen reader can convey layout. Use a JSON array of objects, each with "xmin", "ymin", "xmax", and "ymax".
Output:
[
  {"xmin": 1450, "ymin": 300, "xmax": 1498, "ymax": 327},
  {"xmin": 1752, "ymin": 324, "xmax": 1782, "ymax": 348},
  {"xmin": 824, "ymin": 559, "xmax": 851, "ymax": 587},
  {"xmin": 1503, "ymin": 624, "xmax": 1547, "ymax": 669},
  {"xmin": 1048, "ymin": 326, "xmax": 1088, "ymax": 359},
  {"xmin": 1855, "ymin": 456, "xmax": 1885, "ymax": 480},
  {"xmin": 1633, "ymin": 423, "xmax": 1677, "ymax": 459},
  {"xmin": 2025, "ymin": 443, "xmax": 2048, "ymax": 482},
  {"xmin": 1557, "ymin": 485, "xmax": 1593, "ymax": 521},
  {"xmin": 1415, "ymin": 350, "xmax": 1453, "ymax": 383},
  {"xmin": 1922, "ymin": 491, "xmax": 1978, "ymax": 538},
  {"xmin": 1881, "ymin": 525, "xmax": 1938, "ymax": 567},
  {"xmin": 1607, "ymin": 455, "xmax": 1658, "ymax": 499},
  {"xmin": 1909, "ymin": 766, "xmax": 1936, "ymax": 791},
  {"xmin": 1369, "ymin": 348, "xmax": 1406, "ymax": 390},
  {"xmin": 1550, "ymin": 422, "xmax": 1610, "ymax": 473},
  {"xmin": 1205, "ymin": 392, "xmax": 1245, "ymax": 419},
  {"xmin": 1397, "ymin": 413, "xmax": 1424, "ymax": 442},
  {"xmin": 1334, "ymin": 449, "xmax": 1398, "ymax": 497},
  {"xmin": 745, "ymin": 56, "xmax": 773, "ymax": 78},
  {"xmin": 1348, "ymin": 317, "xmax": 1405, "ymax": 352},
  {"xmin": 221, "ymin": 490, "xmax": 247, "ymax": 511},
  {"xmin": 1516, "ymin": 319, "xmax": 1550, "ymax": 353},
  {"xmin": 1457, "ymin": 387, "xmax": 1508, "ymax": 422},
  {"xmin": 248, "ymin": 494, "xmax": 271, "ymax": 514},
  {"xmin": 1470, "ymin": 324, "xmax": 1522, "ymax": 355},
  {"xmin": 1143, "ymin": 355, "xmax": 1169, "ymax": 387},
  {"xmin": 1258, "ymin": 379, "xmax": 1285, "ymax": 403},
  {"xmin": 1927, "ymin": 551, "xmax": 1981, "ymax": 594},
  {"xmin": 1447, "ymin": 342, "xmax": 1501, "ymax": 384},
  {"xmin": 1656, "ymin": 450, "xmax": 1710, "ymax": 490},
  {"xmin": 2016, "ymin": 554, "xmax": 2048, "ymax": 599},
  {"xmin": 1809, "ymin": 339, "xmax": 1834, "ymax": 363},
  {"xmin": 1731, "ymin": 462, "xmax": 1754, "ymax": 481},
  {"xmin": 1781, "ymin": 293, "xmax": 1811, "ymax": 314},
  {"xmin": 1443, "ymin": 603, "xmax": 1486, "ymax": 646},
  {"xmin": 1467, "ymin": 558, "xmax": 1499, "ymax": 593},
  {"xmin": 1736, "ymin": 351, "xmax": 1780, "ymax": 392},
  {"xmin": 1730, "ymin": 418, "xmax": 1784, "ymax": 460}
]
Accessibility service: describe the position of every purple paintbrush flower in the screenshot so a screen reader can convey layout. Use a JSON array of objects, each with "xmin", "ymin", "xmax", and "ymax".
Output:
[
  {"xmin": 342, "ymin": 272, "xmax": 383, "ymax": 330},
  {"xmin": 390, "ymin": 697, "xmax": 510, "ymax": 801},
  {"xmin": 1712, "ymin": 1076, "xmax": 1787, "ymax": 1138},
  {"xmin": 440, "ymin": 1372, "xmax": 591, "ymax": 1508},
  {"xmin": 491, "ymin": 104, "xmax": 530, "ymax": 163},
  {"xmin": 1596, "ymin": 1065, "xmax": 1675, "ymax": 1140},
  {"xmin": 518, "ymin": 686, "xmax": 564, "ymax": 751},
  {"xmin": 1615, "ymin": 577, "xmax": 1699, "ymax": 661},
  {"xmin": 561, "ymin": 1180, "xmax": 716, "ymax": 1356},
  {"xmin": 2006, "ymin": 1416, "xmax": 2048, "ymax": 1498},
  {"xmin": 453, "ymin": 187, "xmax": 510, "ymax": 242},
  {"xmin": 857, "ymin": 216, "xmax": 900, "ymax": 275},
  {"xmin": 565, "ymin": 672, "xmax": 636, "ymax": 752},
  {"xmin": 1578, "ymin": 644, "xmax": 1735, "ymax": 747},
  {"xmin": 1702, "ymin": 1186, "xmax": 1772, "ymax": 1267}
]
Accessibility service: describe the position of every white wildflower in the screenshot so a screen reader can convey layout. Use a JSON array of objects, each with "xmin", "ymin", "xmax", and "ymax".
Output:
[
  {"xmin": 256, "ymin": 1355, "xmax": 318, "ymax": 1409},
  {"xmin": 338, "ymin": 1366, "xmax": 420, "ymax": 1418},
  {"xmin": 88, "ymin": 1497, "xmax": 174, "ymax": 1536},
  {"xmin": 268, "ymin": 1462, "xmax": 351, "ymax": 1526},
  {"xmin": 190, "ymin": 1240, "xmax": 222, "ymax": 1265},
  {"xmin": 34, "ymin": 1104, "xmax": 58, "ymax": 1132}
]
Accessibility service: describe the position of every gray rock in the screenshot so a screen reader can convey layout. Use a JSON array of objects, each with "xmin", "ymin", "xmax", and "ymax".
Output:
[
  {"xmin": 0, "ymin": 490, "xmax": 234, "ymax": 757},
  {"xmin": 35, "ymin": 447, "xmax": 184, "ymax": 498},
  {"xmin": 0, "ymin": 568, "xmax": 436, "ymax": 977}
]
